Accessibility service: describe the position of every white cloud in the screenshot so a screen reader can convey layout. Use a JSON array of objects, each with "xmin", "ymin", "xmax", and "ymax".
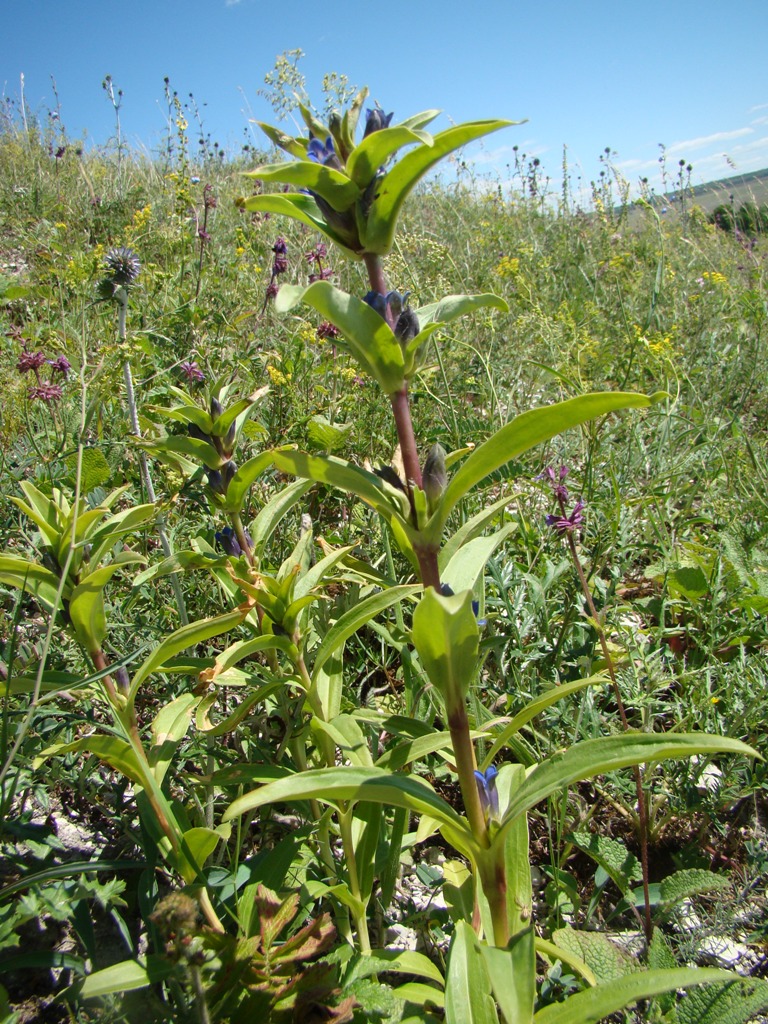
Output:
[{"xmin": 666, "ymin": 127, "xmax": 753, "ymax": 156}]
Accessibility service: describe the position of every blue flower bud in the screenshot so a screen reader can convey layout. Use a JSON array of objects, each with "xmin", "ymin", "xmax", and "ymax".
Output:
[{"xmin": 474, "ymin": 765, "xmax": 499, "ymax": 824}]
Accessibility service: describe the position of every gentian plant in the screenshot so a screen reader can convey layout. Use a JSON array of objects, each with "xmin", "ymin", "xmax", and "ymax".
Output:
[
  {"xmin": 214, "ymin": 90, "xmax": 758, "ymax": 1021},
  {"xmin": 3, "ymin": 88, "xmax": 761, "ymax": 1023}
]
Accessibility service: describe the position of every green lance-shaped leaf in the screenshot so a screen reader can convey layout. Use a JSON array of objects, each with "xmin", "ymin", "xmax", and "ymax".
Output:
[
  {"xmin": 239, "ymin": 192, "xmax": 362, "ymax": 260},
  {"xmin": 496, "ymin": 733, "xmax": 758, "ymax": 846},
  {"xmin": 416, "ymin": 293, "xmax": 510, "ymax": 328},
  {"xmin": 440, "ymin": 525, "xmax": 516, "ymax": 596},
  {"xmin": 69, "ymin": 561, "xmax": 142, "ymax": 653},
  {"xmin": 480, "ymin": 674, "xmax": 609, "ymax": 770},
  {"xmin": 0, "ymin": 554, "xmax": 69, "ymax": 612},
  {"xmin": 250, "ymin": 121, "xmax": 308, "ymax": 159},
  {"xmin": 221, "ymin": 451, "xmax": 274, "ymax": 515},
  {"xmin": 243, "ymin": 159, "xmax": 360, "ymax": 211},
  {"xmin": 444, "ymin": 921, "xmax": 500, "ymax": 1024},
  {"xmin": 128, "ymin": 606, "xmax": 249, "ymax": 703},
  {"xmin": 345, "ymin": 125, "xmax": 434, "ymax": 187},
  {"xmin": 310, "ymin": 584, "xmax": 420, "ymax": 687},
  {"xmin": 533, "ymin": 968, "xmax": 739, "ymax": 1024},
  {"xmin": 269, "ymin": 448, "xmax": 410, "ymax": 525},
  {"xmin": 80, "ymin": 956, "xmax": 179, "ymax": 999},
  {"xmin": 430, "ymin": 391, "xmax": 667, "ymax": 538},
  {"xmin": 481, "ymin": 928, "xmax": 536, "ymax": 1024},
  {"xmin": 221, "ymin": 765, "xmax": 471, "ymax": 847},
  {"xmin": 276, "ymin": 281, "xmax": 406, "ymax": 394},
  {"xmin": 363, "ymin": 120, "xmax": 521, "ymax": 255},
  {"xmin": 411, "ymin": 588, "xmax": 479, "ymax": 710},
  {"xmin": 249, "ymin": 478, "xmax": 315, "ymax": 557}
]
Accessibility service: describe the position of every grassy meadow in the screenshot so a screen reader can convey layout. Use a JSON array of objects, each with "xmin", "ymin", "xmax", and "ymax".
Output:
[{"xmin": 0, "ymin": 93, "xmax": 767, "ymax": 1024}]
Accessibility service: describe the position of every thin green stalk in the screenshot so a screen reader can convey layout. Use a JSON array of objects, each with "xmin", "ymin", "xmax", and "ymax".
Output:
[
  {"xmin": 118, "ymin": 295, "xmax": 189, "ymax": 626},
  {"xmin": 338, "ymin": 806, "xmax": 372, "ymax": 954}
]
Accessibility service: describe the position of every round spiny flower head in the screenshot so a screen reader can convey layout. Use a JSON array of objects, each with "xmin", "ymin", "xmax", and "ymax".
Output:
[{"xmin": 104, "ymin": 246, "xmax": 141, "ymax": 287}]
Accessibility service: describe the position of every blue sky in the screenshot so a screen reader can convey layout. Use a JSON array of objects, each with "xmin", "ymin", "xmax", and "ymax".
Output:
[{"xmin": 3, "ymin": 0, "xmax": 767, "ymax": 200}]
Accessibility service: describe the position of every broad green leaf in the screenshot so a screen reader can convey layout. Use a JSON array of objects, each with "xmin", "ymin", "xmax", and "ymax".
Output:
[
  {"xmin": 676, "ymin": 976, "xmax": 768, "ymax": 1024},
  {"xmin": 80, "ymin": 956, "xmax": 178, "ymax": 998},
  {"xmin": 480, "ymin": 674, "xmax": 608, "ymax": 769},
  {"xmin": 497, "ymin": 765, "xmax": 534, "ymax": 935},
  {"xmin": 205, "ymin": 634, "xmax": 298, "ymax": 679},
  {"xmin": 86, "ymin": 503, "xmax": 158, "ymax": 568},
  {"xmin": 34, "ymin": 735, "xmax": 146, "ymax": 788},
  {"xmin": 411, "ymin": 588, "xmax": 479, "ymax": 707},
  {"xmin": 313, "ymin": 714, "xmax": 374, "ymax": 767},
  {"xmin": 440, "ymin": 525, "xmax": 516, "ymax": 596},
  {"xmin": 270, "ymin": 448, "xmax": 409, "ymax": 524},
  {"xmin": 10, "ymin": 496, "xmax": 60, "ymax": 547},
  {"xmin": 196, "ymin": 680, "xmax": 284, "ymax": 735},
  {"xmin": 344, "ymin": 948, "xmax": 444, "ymax": 987},
  {"xmin": 239, "ymin": 192, "xmax": 362, "ymax": 259},
  {"xmin": 415, "ymin": 293, "xmax": 509, "ymax": 328},
  {"xmin": 569, "ymin": 831, "xmax": 642, "ymax": 895},
  {"xmin": 149, "ymin": 694, "xmax": 198, "ymax": 783},
  {"xmin": 19, "ymin": 480, "xmax": 64, "ymax": 532},
  {"xmin": 481, "ymin": 928, "xmax": 536, "ymax": 1024},
  {"xmin": 310, "ymin": 584, "xmax": 420, "ymax": 686},
  {"xmin": 221, "ymin": 451, "xmax": 274, "ymax": 514},
  {"xmin": 140, "ymin": 434, "xmax": 224, "ymax": 470},
  {"xmin": 497, "ymin": 733, "xmax": 757, "ymax": 845},
  {"xmin": 0, "ymin": 554, "xmax": 68, "ymax": 611},
  {"xmin": 376, "ymin": 729, "xmax": 483, "ymax": 771},
  {"xmin": 69, "ymin": 563, "xmax": 132, "ymax": 652},
  {"xmin": 439, "ymin": 493, "xmax": 516, "ymax": 572},
  {"xmin": 533, "ymin": 968, "xmax": 737, "ymax": 1024},
  {"xmin": 275, "ymin": 281, "xmax": 406, "ymax": 394},
  {"xmin": 250, "ymin": 122, "xmax": 307, "ymax": 159},
  {"xmin": 249, "ymin": 478, "xmax": 315, "ymax": 556},
  {"xmin": 132, "ymin": 550, "xmax": 227, "ymax": 588},
  {"xmin": 128, "ymin": 607, "xmax": 248, "ymax": 702},
  {"xmin": 221, "ymin": 765, "xmax": 470, "ymax": 843},
  {"xmin": 178, "ymin": 826, "xmax": 220, "ymax": 881},
  {"xmin": 307, "ymin": 414, "xmax": 353, "ymax": 452},
  {"xmin": 245, "ymin": 159, "xmax": 360, "ymax": 210},
  {"xmin": 293, "ymin": 541, "xmax": 357, "ymax": 601},
  {"xmin": 433, "ymin": 392, "xmax": 666, "ymax": 535},
  {"xmin": 444, "ymin": 921, "xmax": 499, "ymax": 1024},
  {"xmin": 552, "ymin": 926, "xmax": 641, "ymax": 984},
  {"xmin": 659, "ymin": 868, "xmax": 731, "ymax": 909},
  {"xmin": 363, "ymin": 120, "xmax": 519, "ymax": 255},
  {"xmin": 346, "ymin": 125, "xmax": 433, "ymax": 186}
]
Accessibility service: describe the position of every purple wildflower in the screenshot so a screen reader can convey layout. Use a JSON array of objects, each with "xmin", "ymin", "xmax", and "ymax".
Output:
[
  {"xmin": 538, "ymin": 464, "xmax": 571, "ymax": 503},
  {"xmin": 305, "ymin": 242, "xmax": 327, "ymax": 264},
  {"xmin": 17, "ymin": 350, "xmax": 47, "ymax": 373},
  {"xmin": 546, "ymin": 498, "xmax": 586, "ymax": 535},
  {"xmin": 179, "ymin": 360, "xmax": 205, "ymax": 383},
  {"xmin": 316, "ymin": 321, "xmax": 341, "ymax": 341},
  {"xmin": 47, "ymin": 355, "xmax": 72, "ymax": 378},
  {"xmin": 28, "ymin": 381, "xmax": 63, "ymax": 403}
]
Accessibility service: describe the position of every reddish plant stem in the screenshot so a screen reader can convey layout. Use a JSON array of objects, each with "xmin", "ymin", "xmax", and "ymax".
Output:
[
  {"xmin": 565, "ymin": 529, "xmax": 653, "ymax": 944},
  {"xmin": 364, "ymin": 253, "xmax": 442, "ymax": 590}
]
